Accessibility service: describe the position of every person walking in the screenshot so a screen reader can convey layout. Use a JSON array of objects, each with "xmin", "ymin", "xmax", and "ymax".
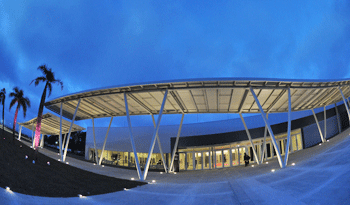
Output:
[{"xmin": 244, "ymin": 153, "xmax": 250, "ymax": 167}]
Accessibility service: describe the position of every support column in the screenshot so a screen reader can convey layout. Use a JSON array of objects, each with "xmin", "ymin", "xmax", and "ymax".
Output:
[
  {"xmin": 338, "ymin": 87, "xmax": 350, "ymax": 123},
  {"xmin": 151, "ymin": 115, "xmax": 168, "ymax": 172},
  {"xmin": 124, "ymin": 93, "xmax": 143, "ymax": 180},
  {"xmin": 260, "ymin": 113, "xmax": 268, "ymax": 163},
  {"xmin": 63, "ymin": 98, "xmax": 81, "ymax": 162},
  {"xmin": 324, "ymin": 106, "xmax": 327, "ymax": 140},
  {"xmin": 312, "ymin": 109, "xmax": 325, "ymax": 143},
  {"xmin": 92, "ymin": 118, "xmax": 99, "ymax": 164},
  {"xmin": 250, "ymin": 88, "xmax": 284, "ymax": 168},
  {"xmin": 169, "ymin": 114, "xmax": 185, "ymax": 172},
  {"xmin": 31, "ymin": 124, "xmax": 35, "ymax": 148},
  {"xmin": 40, "ymin": 134, "xmax": 44, "ymax": 148},
  {"xmin": 18, "ymin": 125, "xmax": 22, "ymax": 140},
  {"xmin": 334, "ymin": 103, "xmax": 341, "ymax": 133},
  {"xmin": 98, "ymin": 117, "xmax": 114, "ymax": 165},
  {"xmin": 284, "ymin": 87, "xmax": 292, "ymax": 166},
  {"xmin": 143, "ymin": 90, "xmax": 168, "ymax": 180},
  {"xmin": 239, "ymin": 113, "xmax": 259, "ymax": 165},
  {"xmin": 59, "ymin": 102, "xmax": 63, "ymax": 159}
]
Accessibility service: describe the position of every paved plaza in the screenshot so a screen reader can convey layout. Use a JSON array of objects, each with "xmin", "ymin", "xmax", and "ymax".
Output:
[{"xmin": 1, "ymin": 128, "xmax": 350, "ymax": 204}]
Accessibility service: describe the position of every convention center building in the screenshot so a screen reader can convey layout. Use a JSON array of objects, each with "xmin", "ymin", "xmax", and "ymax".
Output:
[{"xmin": 44, "ymin": 78, "xmax": 350, "ymax": 180}]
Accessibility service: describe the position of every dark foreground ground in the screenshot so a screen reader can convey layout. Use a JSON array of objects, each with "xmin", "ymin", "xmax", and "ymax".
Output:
[{"xmin": 0, "ymin": 130, "xmax": 146, "ymax": 197}]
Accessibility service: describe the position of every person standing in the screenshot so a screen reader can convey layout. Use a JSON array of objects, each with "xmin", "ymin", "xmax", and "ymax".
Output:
[{"xmin": 244, "ymin": 153, "xmax": 250, "ymax": 167}]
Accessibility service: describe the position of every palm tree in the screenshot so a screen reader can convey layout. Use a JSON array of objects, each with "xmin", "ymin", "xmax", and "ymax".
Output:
[
  {"xmin": 9, "ymin": 87, "xmax": 30, "ymax": 141},
  {"xmin": 0, "ymin": 88, "xmax": 5, "ymax": 136},
  {"xmin": 31, "ymin": 65, "xmax": 63, "ymax": 149}
]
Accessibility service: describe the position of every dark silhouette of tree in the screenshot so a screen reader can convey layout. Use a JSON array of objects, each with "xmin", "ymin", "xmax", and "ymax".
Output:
[
  {"xmin": 9, "ymin": 87, "xmax": 30, "ymax": 142},
  {"xmin": 0, "ymin": 88, "xmax": 6, "ymax": 136},
  {"xmin": 31, "ymin": 65, "xmax": 63, "ymax": 149}
]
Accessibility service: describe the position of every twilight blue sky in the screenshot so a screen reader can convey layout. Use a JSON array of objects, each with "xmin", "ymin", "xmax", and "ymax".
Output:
[{"xmin": 1, "ymin": 0, "xmax": 350, "ymax": 135}]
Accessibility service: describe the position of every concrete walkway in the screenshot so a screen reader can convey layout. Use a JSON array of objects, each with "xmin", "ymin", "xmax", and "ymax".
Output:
[{"xmin": 2, "ymin": 129, "xmax": 350, "ymax": 204}]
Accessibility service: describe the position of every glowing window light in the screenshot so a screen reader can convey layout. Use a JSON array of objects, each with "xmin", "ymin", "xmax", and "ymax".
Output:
[
  {"xmin": 271, "ymin": 169, "xmax": 275, "ymax": 172},
  {"xmin": 131, "ymin": 178, "xmax": 135, "ymax": 180}
]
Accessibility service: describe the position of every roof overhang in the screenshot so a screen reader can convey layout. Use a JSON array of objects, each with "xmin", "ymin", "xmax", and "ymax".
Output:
[
  {"xmin": 18, "ymin": 113, "xmax": 85, "ymax": 135},
  {"xmin": 44, "ymin": 78, "xmax": 350, "ymax": 121}
]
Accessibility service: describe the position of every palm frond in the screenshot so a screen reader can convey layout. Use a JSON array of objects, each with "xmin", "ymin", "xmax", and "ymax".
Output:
[
  {"xmin": 9, "ymin": 98, "xmax": 17, "ymax": 110},
  {"xmin": 47, "ymin": 83, "xmax": 52, "ymax": 97}
]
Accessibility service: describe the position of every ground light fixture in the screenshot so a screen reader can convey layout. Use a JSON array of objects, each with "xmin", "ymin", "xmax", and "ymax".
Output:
[
  {"xmin": 124, "ymin": 188, "xmax": 128, "ymax": 191},
  {"xmin": 58, "ymin": 159, "xmax": 61, "ymax": 161},
  {"xmin": 160, "ymin": 172, "xmax": 163, "ymax": 174},
  {"xmin": 266, "ymin": 162, "xmax": 269, "ymax": 164},
  {"xmin": 291, "ymin": 163, "xmax": 295, "ymax": 166},
  {"xmin": 271, "ymin": 169, "xmax": 276, "ymax": 172},
  {"xmin": 131, "ymin": 178, "xmax": 135, "ymax": 180},
  {"xmin": 78, "ymin": 194, "xmax": 86, "ymax": 198},
  {"xmin": 66, "ymin": 162, "xmax": 69, "ymax": 165},
  {"xmin": 252, "ymin": 165, "xmax": 255, "ymax": 167},
  {"xmin": 25, "ymin": 155, "xmax": 28, "ymax": 159},
  {"xmin": 319, "ymin": 143, "xmax": 322, "ymax": 146},
  {"xmin": 327, "ymin": 140, "xmax": 329, "ymax": 142},
  {"xmin": 47, "ymin": 162, "xmax": 50, "ymax": 165},
  {"xmin": 102, "ymin": 165, "xmax": 104, "ymax": 167},
  {"xmin": 6, "ymin": 187, "xmax": 10, "ymax": 191}
]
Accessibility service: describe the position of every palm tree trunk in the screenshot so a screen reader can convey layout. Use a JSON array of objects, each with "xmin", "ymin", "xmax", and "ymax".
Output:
[
  {"xmin": 12, "ymin": 106, "xmax": 18, "ymax": 142},
  {"xmin": 2, "ymin": 102, "xmax": 4, "ymax": 137},
  {"xmin": 34, "ymin": 83, "xmax": 48, "ymax": 149}
]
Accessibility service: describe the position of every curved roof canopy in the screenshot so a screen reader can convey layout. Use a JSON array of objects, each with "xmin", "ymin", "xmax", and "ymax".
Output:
[
  {"xmin": 44, "ymin": 78, "xmax": 350, "ymax": 121},
  {"xmin": 18, "ymin": 113, "xmax": 85, "ymax": 135}
]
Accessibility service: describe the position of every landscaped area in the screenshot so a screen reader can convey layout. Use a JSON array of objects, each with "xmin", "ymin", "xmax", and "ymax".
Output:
[{"xmin": 0, "ymin": 131, "xmax": 146, "ymax": 198}]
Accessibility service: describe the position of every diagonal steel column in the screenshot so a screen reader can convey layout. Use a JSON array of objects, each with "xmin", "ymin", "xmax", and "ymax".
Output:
[
  {"xmin": 59, "ymin": 102, "xmax": 63, "ymax": 160},
  {"xmin": 169, "ymin": 114, "xmax": 185, "ymax": 172},
  {"xmin": 63, "ymin": 98, "xmax": 81, "ymax": 162},
  {"xmin": 338, "ymin": 87, "xmax": 350, "ymax": 123},
  {"xmin": 124, "ymin": 93, "xmax": 143, "ymax": 180},
  {"xmin": 32, "ymin": 124, "xmax": 35, "ymax": 148},
  {"xmin": 334, "ymin": 103, "xmax": 341, "ymax": 133},
  {"xmin": 99, "ymin": 117, "xmax": 114, "ymax": 165},
  {"xmin": 250, "ymin": 88, "xmax": 284, "ymax": 168},
  {"xmin": 143, "ymin": 90, "xmax": 168, "ymax": 180},
  {"xmin": 260, "ymin": 113, "xmax": 268, "ymax": 163},
  {"xmin": 324, "ymin": 106, "xmax": 327, "ymax": 140},
  {"xmin": 92, "ymin": 118, "xmax": 99, "ymax": 164},
  {"xmin": 312, "ymin": 109, "xmax": 325, "ymax": 143},
  {"xmin": 18, "ymin": 125, "xmax": 22, "ymax": 140},
  {"xmin": 239, "ymin": 113, "xmax": 260, "ymax": 165},
  {"xmin": 151, "ymin": 115, "xmax": 168, "ymax": 173},
  {"xmin": 284, "ymin": 87, "xmax": 292, "ymax": 166}
]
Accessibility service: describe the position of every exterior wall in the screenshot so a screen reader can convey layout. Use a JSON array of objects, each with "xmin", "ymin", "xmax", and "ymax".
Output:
[{"xmin": 171, "ymin": 104, "xmax": 349, "ymax": 153}]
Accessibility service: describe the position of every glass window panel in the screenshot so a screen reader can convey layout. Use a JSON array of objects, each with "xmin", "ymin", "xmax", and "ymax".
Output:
[
  {"xmin": 195, "ymin": 152, "xmax": 202, "ymax": 170},
  {"xmin": 239, "ymin": 148, "xmax": 246, "ymax": 165},
  {"xmin": 179, "ymin": 153, "xmax": 185, "ymax": 170},
  {"xmin": 216, "ymin": 151, "xmax": 222, "ymax": 168},
  {"xmin": 187, "ymin": 153, "xmax": 193, "ymax": 170},
  {"xmin": 223, "ymin": 150, "xmax": 230, "ymax": 167},
  {"xmin": 203, "ymin": 152, "xmax": 210, "ymax": 169},
  {"xmin": 292, "ymin": 135, "xmax": 297, "ymax": 151},
  {"xmin": 297, "ymin": 134, "xmax": 303, "ymax": 150},
  {"xmin": 232, "ymin": 148, "xmax": 239, "ymax": 166}
]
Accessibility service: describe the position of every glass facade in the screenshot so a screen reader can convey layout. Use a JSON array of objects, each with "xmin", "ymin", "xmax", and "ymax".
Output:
[
  {"xmin": 177, "ymin": 129, "xmax": 303, "ymax": 171},
  {"xmin": 88, "ymin": 129, "xmax": 303, "ymax": 172}
]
